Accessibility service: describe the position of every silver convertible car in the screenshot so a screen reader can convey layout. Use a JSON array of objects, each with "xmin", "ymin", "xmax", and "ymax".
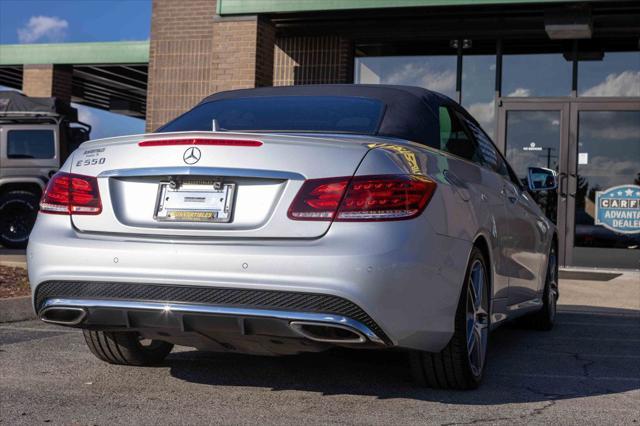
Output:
[{"xmin": 28, "ymin": 85, "xmax": 558, "ymax": 389}]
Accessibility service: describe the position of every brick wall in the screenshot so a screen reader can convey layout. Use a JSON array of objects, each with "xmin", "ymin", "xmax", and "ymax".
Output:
[
  {"xmin": 145, "ymin": 0, "xmax": 217, "ymax": 131},
  {"xmin": 208, "ymin": 16, "xmax": 275, "ymax": 93},
  {"xmin": 146, "ymin": 0, "xmax": 276, "ymax": 131},
  {"xmin": 147, "ymin": 1, "xmax": 352, "ymax": 131},
  {"xmin": 22, "ymin": 64, "xmax": 72, "ymax": 101},
  {"xmin": 273, "ymin": 36, "xmax": 353, "ymax": 86}
]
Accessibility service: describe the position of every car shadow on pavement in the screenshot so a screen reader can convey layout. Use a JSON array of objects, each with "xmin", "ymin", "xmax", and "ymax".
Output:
[{"xmin": 167, "ymin": 306, "xmax": 640, "ymax": 403}]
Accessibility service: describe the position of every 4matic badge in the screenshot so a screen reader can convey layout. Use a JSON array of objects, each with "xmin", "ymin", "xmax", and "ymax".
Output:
[{"xmin": 183, "ymin": 147, "xmax": 201, "ymax": 165}]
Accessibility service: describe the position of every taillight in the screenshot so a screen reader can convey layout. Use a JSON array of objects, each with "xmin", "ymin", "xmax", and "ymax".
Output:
[
  {"xmin": 288, "ymin": 175, "xmax": 436, "ymax": 222},
  {"xmin": 288, "ymin": 177, "xmax": 350, "ymax": 220},
  {"xmin": 337, "ymin": 175, "xmax": 436, "ymax": 221},
  {"xmin": 40, "ymin": 172, "xmax": 102, "ymax": 215}
]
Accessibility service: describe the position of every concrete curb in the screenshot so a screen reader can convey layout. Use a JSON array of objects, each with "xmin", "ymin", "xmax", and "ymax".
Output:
[
  {"xmin": 0, "ymin": 253, "xmax": 28, "ymax": 269},
  {"xmin": 0, "ymin": 261, "xmax": 27, "ymax": 269},
  {"xmin": 0, "ymin": 296, "xmax": 36, "ymax": 323}
]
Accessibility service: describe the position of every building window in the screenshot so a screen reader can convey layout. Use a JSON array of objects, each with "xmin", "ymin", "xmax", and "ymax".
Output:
[
  {"xmin": 502, "ymin": 53, "xmax": 572, "ymax": 97},
  {"xmin": 354, "ymin": 56, "xmax": 457, "ymax": 100},
  {"xmin": 574, "ymin": 110, "xmax": 640, "ymax": 248},
  {"xmin": 461, "ymin": 54, "xmax": 496, "ymax": 138},
  {"xmin": 7, "ymin": 130, "xmax": 55, "ymax": 159},
  {"xmin": 578, "ymin": 51, "xmax": 640, "ymax": 97}
]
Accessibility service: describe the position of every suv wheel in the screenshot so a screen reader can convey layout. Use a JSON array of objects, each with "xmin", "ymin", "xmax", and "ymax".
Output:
[
  {"xmin": 83, "ymin": 330, "xmax": 174, "ymax": 366},
  {"xmin": 0, "ymin": 190, "xmax": 39, "ymax": 249},
  {"xmin": 410, "ymin": 246, "xmax": 490, "ymax": 389}
]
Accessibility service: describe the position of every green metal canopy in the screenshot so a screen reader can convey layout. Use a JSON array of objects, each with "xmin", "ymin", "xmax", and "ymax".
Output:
[
  {"xmin": 0, "ymin": 41, "xmax": 149, "ymax": 66},
  {"xmin": 217, "ymin": 0, "xmax": 584, "ymax": 15}
]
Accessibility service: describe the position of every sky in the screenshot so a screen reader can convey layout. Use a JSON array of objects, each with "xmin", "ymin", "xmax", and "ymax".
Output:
[{"xmin": 0, "ymin": 0, "xmax": 151, "ymax": 139}]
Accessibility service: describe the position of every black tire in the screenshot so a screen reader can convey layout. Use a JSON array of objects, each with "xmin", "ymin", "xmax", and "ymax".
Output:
[
  {"xmin": 83, "ymin": 330, "xmax": 173, "ymax": 366},
  {"xmin": 519, "ymin": 244, "xmax": 559, "ymax": 331},
  {"xmin": 410, "ymin": 246, "xmax": 490, "ymax": 390},
  {"xmin": 0, "ymin": 190, "xmax": 39, "ymax": 249}
]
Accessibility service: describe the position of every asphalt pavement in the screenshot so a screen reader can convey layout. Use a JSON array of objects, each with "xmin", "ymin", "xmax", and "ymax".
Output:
[{"xmin": 1, "ymin": 272, "xmax": 639, "ymax": 425}]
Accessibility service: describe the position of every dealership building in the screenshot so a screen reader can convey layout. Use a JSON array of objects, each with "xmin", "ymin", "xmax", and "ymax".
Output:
[{"xmin": 0, "ymin": 0, "xmax": 639, "ymax": 269}]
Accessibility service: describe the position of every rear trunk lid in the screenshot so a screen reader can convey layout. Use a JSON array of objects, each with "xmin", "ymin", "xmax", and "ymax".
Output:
[{"xmin": 69, "ymin": 131, "xmax": 372, "ymax": 238}]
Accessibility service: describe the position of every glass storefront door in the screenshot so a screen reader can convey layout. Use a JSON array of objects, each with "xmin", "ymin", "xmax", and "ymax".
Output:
[
  {"xmin": 498, "ymin": 100, "xmax": 640, "ymax": 269},
  {"xmin": 568, "ymin": 104, "xmax": 640, "ymax": 269}
]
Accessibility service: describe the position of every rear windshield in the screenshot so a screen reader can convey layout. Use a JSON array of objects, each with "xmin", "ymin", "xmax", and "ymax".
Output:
[{"xmin": 158, "ymin": 96, "xmax": 385, "ymax": 134}]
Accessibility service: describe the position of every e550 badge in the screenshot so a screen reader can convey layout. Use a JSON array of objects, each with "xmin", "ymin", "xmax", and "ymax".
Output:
[
  {"xmin": 76, "ymin": 157, "xmax": 106, "ymax": 167},
  {"xmin": 76, "ymin": 147, "xmax": 107, "ymax": 167}
]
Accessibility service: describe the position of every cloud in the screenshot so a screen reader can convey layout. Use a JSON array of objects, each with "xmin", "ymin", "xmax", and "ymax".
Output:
[
  {"xmin": 507, "ymin": 88, "xmax": 531, "ymax": 97},
  {"xmin": 580, "ymin": 110, "xmax": 640, "ymax": 141},
  {"xmin": 383, "ymin": 62, "xmax": 456, "ymax": 95},
  {"xmin": 582, "ymin": 71, "xmax": 640, "ymax": 97},
  {"xmin": 466, "ymin": 100, "xmax": 495, "ymax": 138},
  {"xmin": 421, "ymin": 70, "xmax": 456, "ymax": 93},
  {"xmin": 18, "ymin": 16, "xmax": 68, "ymax": 43}
]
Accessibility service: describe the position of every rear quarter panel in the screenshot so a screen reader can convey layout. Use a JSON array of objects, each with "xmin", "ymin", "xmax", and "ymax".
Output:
[{"xmin": 356, "ymin": 142, "xmax": 510, "ymax": 302}]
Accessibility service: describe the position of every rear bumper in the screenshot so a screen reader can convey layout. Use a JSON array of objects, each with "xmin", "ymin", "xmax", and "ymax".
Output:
[
  {"xmin": 39, "ymin": 296, "xmax": 386, "ymax": 354},
  {"xmin": 27, "ymin": 214, "xmax": 472, "ymax": 352},
  {"xmin": 36, "ymin": 282, "xmax": 388, "ymax": 344}
]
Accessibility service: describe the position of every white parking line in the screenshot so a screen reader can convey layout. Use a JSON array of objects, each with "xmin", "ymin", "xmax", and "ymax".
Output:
[
  {"xmin": 0, "ymin": 326, "xmax": 80, "ymax": 333},
  {"xmin": 497, "ymin": 373, "xmax": 640, "ymax": 382},
  {"xmin": 505, "ymin": 350, "xmax": 640, "ymax": 360},
  {"xmin": 548, "ymin": 336, "xmax": 640, "ymax": 343},
  {"xmin": 559, "ymin": 321, "xmax": 640, "ymax": 328}
]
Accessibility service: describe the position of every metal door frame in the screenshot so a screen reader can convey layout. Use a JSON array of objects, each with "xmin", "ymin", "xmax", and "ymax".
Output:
[
  {"xmin": 497, "ymin": 99, "xmax": 571, "ymax": 265},
  {"xmin": 497, "ymin": 97, "xmax": 640, "ymax": 267}
]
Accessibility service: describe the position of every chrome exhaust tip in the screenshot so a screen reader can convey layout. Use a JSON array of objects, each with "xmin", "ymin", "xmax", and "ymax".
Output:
[
  {"xmin": 39, "ymin": 307, "xmax": 87, "ymax": 326},
  {"xmin": 289, "ymin": 321, "xmax": 367, "ymax": 344}
]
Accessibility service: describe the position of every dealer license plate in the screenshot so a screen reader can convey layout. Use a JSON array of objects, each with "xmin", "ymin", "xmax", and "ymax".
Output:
[{"xmin": 154, "ymin": 178, "xmax": 235, "ymax": 223}]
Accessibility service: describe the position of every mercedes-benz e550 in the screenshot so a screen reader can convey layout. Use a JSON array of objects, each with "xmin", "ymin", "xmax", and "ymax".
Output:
[{"xmin": 28, "ymin": 85, "xmax": 558, "ymax": 389}]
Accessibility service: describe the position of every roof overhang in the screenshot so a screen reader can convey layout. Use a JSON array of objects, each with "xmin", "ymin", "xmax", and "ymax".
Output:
[
  {"xmin": 217, "ymin": 0, "xmax": 588, "ymax": 15},
  {"xmin": 0, "ymin": 41, "xmax": 149, "ymax": 66},
  {"xmin": 0, "ymin": 41, "xmax": 149, "ymax": 118}
]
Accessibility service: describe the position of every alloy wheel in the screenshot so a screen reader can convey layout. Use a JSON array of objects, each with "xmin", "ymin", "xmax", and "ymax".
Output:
[{"xmin": 466, "ymin": 259, "xmax": 489, "ymax": 377}]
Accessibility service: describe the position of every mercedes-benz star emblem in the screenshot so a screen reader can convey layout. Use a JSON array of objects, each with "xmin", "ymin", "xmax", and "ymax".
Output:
[{"xmin": 183, "ymin": 147, "xmax": 201, "ymax": 165}]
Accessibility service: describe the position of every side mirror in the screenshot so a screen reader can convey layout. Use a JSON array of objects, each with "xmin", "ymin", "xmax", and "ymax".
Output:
[{"xmin": 527, "ymin": 167, "xmax": 557, "ymax": 192}]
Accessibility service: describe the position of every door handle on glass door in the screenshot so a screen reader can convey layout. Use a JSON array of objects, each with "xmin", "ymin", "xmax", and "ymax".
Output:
[
  {"xmin": 568, "ymin": 173, "xmax": 576, "ymax": 197},
  {"xmin": 558, "ymin": 173, "xmax": 568, "ymax": 198}
]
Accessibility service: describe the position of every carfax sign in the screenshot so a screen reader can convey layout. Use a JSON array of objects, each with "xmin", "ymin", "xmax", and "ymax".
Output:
[{"xmin": 595, "ymin": 185, "xmax": 640, "ymax": 234}]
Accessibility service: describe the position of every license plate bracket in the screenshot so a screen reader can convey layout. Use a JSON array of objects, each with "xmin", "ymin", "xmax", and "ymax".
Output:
[{"xmin": 154, "ymin": 178, "xmax": 235, "ymax": 223}]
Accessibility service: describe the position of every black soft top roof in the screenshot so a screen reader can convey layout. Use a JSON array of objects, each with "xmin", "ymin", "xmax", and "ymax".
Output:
[
  {"xmin": 199, "ymin": 84, "xmax": 456, "ymax": 146},
  {"xmin": 0, "ymin": 91, "xmax": 78, "ymax": 121}
]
